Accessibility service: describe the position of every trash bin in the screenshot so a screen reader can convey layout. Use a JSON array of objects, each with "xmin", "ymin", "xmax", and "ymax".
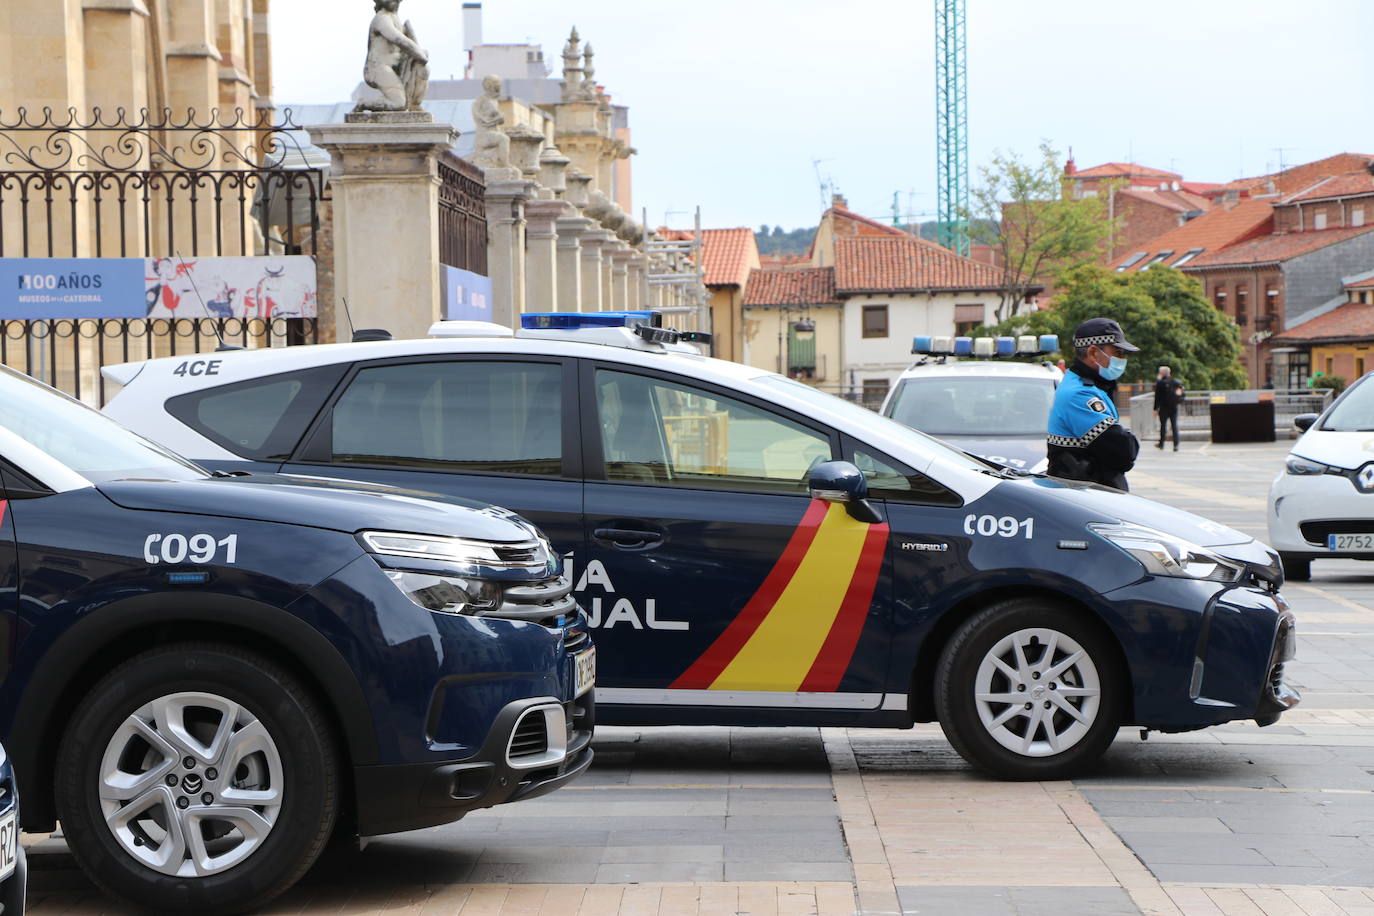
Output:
[{"xmin": 1210, "ymin": 401, "xmax": 1276, "ymax": 443}]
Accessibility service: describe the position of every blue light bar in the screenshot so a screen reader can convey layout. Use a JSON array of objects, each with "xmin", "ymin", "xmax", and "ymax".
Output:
[
  {"xmin": 912, "ymin": 335, "xmax": 933, "ymax": 354},
  {"xmin": 953, "ymin": 337, "xmax": 973, "ymax": 356},
  {"xmin": 995, "ymin": 337, "xmax": 1015, "ymax": 356},
  {"xmin": 521, "ymin": 310, "xmax": 662, "ymax": 330},
  {"xmin": 1039, "ymin": 334, "xmax": 1060, "ymax": 353}
]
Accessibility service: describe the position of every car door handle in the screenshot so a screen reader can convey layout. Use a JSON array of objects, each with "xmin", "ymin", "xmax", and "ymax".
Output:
[{"xmin": 593, "ymin": 527, "xmax": 665, "ymax": 549}]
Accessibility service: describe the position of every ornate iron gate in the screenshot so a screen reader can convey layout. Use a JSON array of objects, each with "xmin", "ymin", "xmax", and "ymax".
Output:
[
  {"xmin": 0, "ymin": 106, "xmax": 325, "ymax": 404},
  {"xmin": 438, "ymin": 151, "xmax": 487, "ymax": 275}
]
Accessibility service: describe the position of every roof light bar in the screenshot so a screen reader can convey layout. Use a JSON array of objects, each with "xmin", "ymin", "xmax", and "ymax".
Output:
[
  {"xmin": 913, "ymin": 334, "xmax": 1060, "ymax": 358},
  {"xmin": 520, "ymin": 310, "xmax": 663, "ymax": 331}
]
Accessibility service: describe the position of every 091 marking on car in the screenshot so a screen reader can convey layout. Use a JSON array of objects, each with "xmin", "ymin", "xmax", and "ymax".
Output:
[{"xmin": 143, "ymin": 533, "xmax": 239, "ymax": 565}]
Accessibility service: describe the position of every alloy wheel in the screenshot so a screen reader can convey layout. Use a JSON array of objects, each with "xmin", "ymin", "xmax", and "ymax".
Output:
[{"xmin": 972, "ymin": 627, "xmax": 1102, "ymax": 757}]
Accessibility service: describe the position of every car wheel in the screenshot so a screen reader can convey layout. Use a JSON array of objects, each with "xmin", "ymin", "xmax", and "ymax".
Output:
[
  {"xmin": 936, "ymin": 599, "xmax": 1123, "ymax": 780},
  {"xmin": 56, "ymin": 642, "xmax": 339, "ymax": 914},
  {"xmin": 1280, "ymin": 554, "xmax": 1311, "ymax": 582}
]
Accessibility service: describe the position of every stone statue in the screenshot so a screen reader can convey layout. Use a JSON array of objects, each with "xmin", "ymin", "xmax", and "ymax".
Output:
[
  {"xmin": 471, "ymin": 74, "xmax": 510, "ymax": 169},
  {"xmin": 560, "ymin": 27, "xmax": 583, "ymax": 102},
  {"xmin": 355, "ymin": 0, "xmax": 430, "ymax": 112}
]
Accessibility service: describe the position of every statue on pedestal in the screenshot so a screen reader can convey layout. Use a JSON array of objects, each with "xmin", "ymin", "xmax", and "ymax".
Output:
[
  {"xmin": 355, "ymin": 0, "xmax": 430, "ymax": 112},
  {"xmin": 471, "ymin": 74, "xmax": 511, "ymax": 169}
]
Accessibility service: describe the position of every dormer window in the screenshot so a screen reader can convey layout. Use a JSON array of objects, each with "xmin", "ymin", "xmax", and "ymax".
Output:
[{"xmin": 1172, "ymin": 248, "xmax": 1204, "ymax": 267}]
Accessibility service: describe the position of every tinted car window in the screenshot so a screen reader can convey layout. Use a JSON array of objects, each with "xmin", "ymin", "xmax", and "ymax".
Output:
[
  {"xmin": 166, "ymin": 365, "xmax": 345, "ymax": 461},
  {"xmin": 851, "ymin": 446, "xmax": 962, "ymax": 506},
  {"xmin": 1321, "ymin": 377, "xmax": 1374, "ymax": 431},
  {"xmin": 596, "ymin": 369, "xmax": 829, "ymax": 491},
  {"xmin": 330, "ymin": 360, "xmax": 562, "ymax": 475}
]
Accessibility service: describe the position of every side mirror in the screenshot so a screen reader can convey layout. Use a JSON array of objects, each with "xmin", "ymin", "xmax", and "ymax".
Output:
[
  {"xmin": 809, "ymin": 460, "xmax": 882, "ymax": 523},
  {"xmin": 1294, "ymin": 413, "xmax": 1318, "ymax": 432}
]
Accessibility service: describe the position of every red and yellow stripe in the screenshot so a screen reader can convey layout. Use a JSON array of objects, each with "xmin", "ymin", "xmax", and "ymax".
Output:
[{"xmin": 673, "ymin": 500, "xmax": 888, "ymax": 692}]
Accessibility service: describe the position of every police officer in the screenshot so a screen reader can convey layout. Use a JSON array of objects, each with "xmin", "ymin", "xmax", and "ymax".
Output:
[{"xmin": 1047, "ymin": 318, "xmax": 1141, "ymax": 491}]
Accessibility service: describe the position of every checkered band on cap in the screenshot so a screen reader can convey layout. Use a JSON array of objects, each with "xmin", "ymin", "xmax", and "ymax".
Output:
[{"xmin": 1073, "ymin": 333, "xmax": 1118, "ymax": 348}]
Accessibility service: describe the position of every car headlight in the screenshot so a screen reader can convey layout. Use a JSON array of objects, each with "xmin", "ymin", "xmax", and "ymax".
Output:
[
  {"xmin": 1088, "ymin": 522, "xmax": 1244, "ymax": 583},
  {"xmin": 384, "ymin": 570, "xmax": 501, "ymax": 616},
  {"xmin": 360, "ymin": 530, "xmax": 506, "ymax": 570},
  {"xmin": 1285, "ymin": 455, "xmax": 1332, "ymax": 475}
]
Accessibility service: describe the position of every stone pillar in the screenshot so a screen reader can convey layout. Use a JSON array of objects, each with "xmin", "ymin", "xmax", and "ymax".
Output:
[
  {"xmin": 609, "ymin": 246, "xmax": 632, "ymax": 311},
  {"xmin": 626, "ymin": 256, "xmax": 645, "ymax": 310},
  {"xmin": 524, "ymin": 199, "xmax": 564, "ymax": 313},
  {"xmin": 581, "ymin": 229, "xmax": 612, "ymax": 311},
  {"xmin": 601, "ymin": 241, "xmax": 618, "ymax": 312},
  {"xmin": 556, "ymin": 212, "xmax": 591, "ymax": 311},
  {"xmin": 483, "ymin": 172, "xmax": 536, "ymax": 327},
  {"xmin": 308, "ymin": 116, "xmax": 459, "ymax": 341}
]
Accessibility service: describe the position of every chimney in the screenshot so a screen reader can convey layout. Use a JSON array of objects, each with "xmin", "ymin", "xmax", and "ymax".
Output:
[
  {"xmin": 463, "ymin": 3, "xmax": 483, "ymax": 53},
  {"xmin": 831, "ymin": 192, "xmax": 848, "ymax": 210},
  {"xmin": 1065, "ymin": 146, "xmax": 1076, "ymax": 176}
]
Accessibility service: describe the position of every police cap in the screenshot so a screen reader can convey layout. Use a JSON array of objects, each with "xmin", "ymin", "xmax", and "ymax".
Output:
[{"xmin": 1072, "ymin": 317, "xmax": 1139, "ymax": 353}]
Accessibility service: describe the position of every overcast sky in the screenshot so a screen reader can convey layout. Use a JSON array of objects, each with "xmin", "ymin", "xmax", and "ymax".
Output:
[{"xmin": 272, "ymin": 0, "xmax": 1373, "ymax": 232}]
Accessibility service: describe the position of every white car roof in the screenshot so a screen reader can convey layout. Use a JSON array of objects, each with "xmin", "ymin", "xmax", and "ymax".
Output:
[{"xmin": 894, "ymin": 358, "xmax": 1063, "ymax": 382}]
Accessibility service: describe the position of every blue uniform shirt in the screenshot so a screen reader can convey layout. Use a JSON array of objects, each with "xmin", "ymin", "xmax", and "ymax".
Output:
[{"xmin": 1048, "ymin": 369, "xmax": 1119, "ymax": 448}]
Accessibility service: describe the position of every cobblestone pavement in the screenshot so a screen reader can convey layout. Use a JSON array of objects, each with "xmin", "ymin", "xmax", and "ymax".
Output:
[{"xmin": 27, "ymin": 440, "xmax": 1374, "ymax": 914}]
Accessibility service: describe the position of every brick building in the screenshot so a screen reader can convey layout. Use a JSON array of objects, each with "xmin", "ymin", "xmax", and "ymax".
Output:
[
  {"xmin": 1269, "ymin": 272, "xmax": 1374, "ymax": 384},
  {"xmin": 1063, "ymin": 160, "xmax": 1211, "ymax": 263}
]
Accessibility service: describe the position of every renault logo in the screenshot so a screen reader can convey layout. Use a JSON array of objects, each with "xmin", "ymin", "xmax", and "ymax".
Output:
[{"xmin": 1358, "ymin": 465, "xmax": 1374, "ymax": 493}]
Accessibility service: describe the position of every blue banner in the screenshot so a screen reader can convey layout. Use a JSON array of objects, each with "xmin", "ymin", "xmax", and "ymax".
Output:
[
  {"xmin": 0, "ymin": 258, "xmax": 145, "ymax": 319},
  {"xmin": 443, "ymin": 265, "xmax": 494, "ymax": 322}
]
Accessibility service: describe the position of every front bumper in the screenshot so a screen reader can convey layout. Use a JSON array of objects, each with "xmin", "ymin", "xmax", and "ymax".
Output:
[
  {"xmin": 354, "ymin": 691, "xmax": 595, "ymax": 836},
  {"xmin": 1269, "ymin": 471, "xmax": 1374, "ymax": 557}
]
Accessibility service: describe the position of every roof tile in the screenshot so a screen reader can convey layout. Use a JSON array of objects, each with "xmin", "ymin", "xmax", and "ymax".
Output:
[
  {"xmin": 1283, "ymin": 171, "xmax": 1374, "ymax": 204},
  {"xmin": 1272, "ymin": 300, "xmax": 1374, "ymax": 344},
  {"xmin": 1112, "ymin": 198, "xmax": 1275, "ymax": 271},
  {"xmin": 742, "ymin": 267, "xmax": 839, "ymax": 306},
  {"xmin": 834, "ymin": 236, "xmax": 1009, "ymax": 293},
  {"xmin": 1190, "ymin": 225, "xmax": 1374, "ymax": 268},
  {"xmin": 654, "ymin": 227, "xmax": 758, "ymax": 287}
]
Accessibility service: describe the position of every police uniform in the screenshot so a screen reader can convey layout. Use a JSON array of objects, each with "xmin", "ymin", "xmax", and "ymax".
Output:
[{"xmin": 1047, "ymin": 319, "xmax": 1141, "ymax": 491}]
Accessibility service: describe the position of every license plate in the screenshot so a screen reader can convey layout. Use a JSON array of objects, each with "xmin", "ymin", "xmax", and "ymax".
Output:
[
  {"xmin": 0, "ymin": 809, "xmax": 15, "ymax": 883},
  {"xmin": 1328, "ymin": 533, "xmax": 1374, "ymax": 551},
  {"xmin": 574, "ymin": 646, "xmax": 596, "ymax": 698}
]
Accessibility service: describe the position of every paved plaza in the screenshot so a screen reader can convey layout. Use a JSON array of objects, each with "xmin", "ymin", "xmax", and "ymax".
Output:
[{"xmin": 27, "ymin": 439, "xmax": 1374, "ymax": 915}]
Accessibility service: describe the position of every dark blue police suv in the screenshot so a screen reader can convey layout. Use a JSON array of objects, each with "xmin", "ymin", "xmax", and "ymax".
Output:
[{"xmin": 0, "ymin": 366, "xmax": 593, "ymax": 912}]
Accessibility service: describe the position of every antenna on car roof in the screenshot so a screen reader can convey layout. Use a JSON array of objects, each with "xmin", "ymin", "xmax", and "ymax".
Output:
[
  {"xmin": 339, "ymin": 296, "xmax": 357, "ymax": 342},
  {"xmin": 174, "ymin": 252, "xmax": 242, "ymax": 351}
]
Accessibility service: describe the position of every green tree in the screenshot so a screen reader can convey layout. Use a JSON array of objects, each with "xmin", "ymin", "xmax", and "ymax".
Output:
[
  {"xmin": 967, "ymin": 142, "xmax": 1117, "ymax": 324},
  {"xmin": 981, "ymin": 265, "xmax": 1246, "ymax": 389}
]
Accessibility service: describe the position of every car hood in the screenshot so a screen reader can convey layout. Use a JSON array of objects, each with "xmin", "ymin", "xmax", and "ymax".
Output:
[
  {"xmin": 1023, "ymin": 476, "xmax": 1255, "ymax": 549},
  {"xmin": 1291, "ymin": 429, "xmax": 1374, "ymax": 470},
  {"xmin": 937, "ymin": 434, "xmax": 1047, "ymax": 472},
  {"xmin": 97, "ymin": 473, "xmax": 540, "ymax": 541}
]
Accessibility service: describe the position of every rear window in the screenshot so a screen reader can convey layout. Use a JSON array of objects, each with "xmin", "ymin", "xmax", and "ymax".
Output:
[
  {"xmin": 886, "ymin": 375, "xmax": 1055, "ymax": 437},
  {"xmin": 166, "ymin": 365, "xmax": 346, "ymax": 460}
]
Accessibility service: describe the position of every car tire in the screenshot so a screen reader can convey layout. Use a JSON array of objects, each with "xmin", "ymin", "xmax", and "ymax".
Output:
[
  {"xmin": 935, "ymin": 599, "xmax": 1123, "ymax": 780},
  {"xmin": 1280, "ymin": 554, "xmax": 1311, "ymax": 582},
  {"xmin": 55, "ymin": 642, "xmax": 339, "ymax": 914}
]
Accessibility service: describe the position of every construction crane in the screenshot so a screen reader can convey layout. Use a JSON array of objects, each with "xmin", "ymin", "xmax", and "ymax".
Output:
[{"xmin": 934, "ymin": 0, "xmax": 969, "ymax": 255}]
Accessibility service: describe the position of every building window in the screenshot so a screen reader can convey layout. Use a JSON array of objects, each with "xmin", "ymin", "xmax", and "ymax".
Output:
[
  {"xmin": 1213, "ymin": 288, "xmax": 1227, "ymax": 310},
  {"xmin": 954, "ymin": 303, "xmax": 984, "ymax": 337},
  {"xmin": 1141, "ymin": 250, "xmax": 1175, "ymax": 270},
  {"xmin": 787, "ymin": 320, "xmax": 817, "ymax": 379},
  {"xmin": 1117, "ymin": 252, "xmax": 1148, "ymax": 271},
  {"xmin": 1314, "ymin": 210, "xmax": 1328, "ymax": 230},
  {"xmin": 1235, "ymin": 286, "xmax": 1248, "ymax": 326},
  {"xmin": 862, "ymin": 305, "xmax": 889, "ymax": 338},
  {"xmin": 1358, "ymin": 356, "xmax": 1367, "ymax": 378},
  {"xmin": 1172, "ymin": 247, "xmax": 1204, "ymax": 267},
  {"xmin": 861, "ymin": 379, "xmax": 889, "ymax": 409},
  {"xmin": 1354, "ymin": 207, "xmax": 1366, "ymax": 228}
]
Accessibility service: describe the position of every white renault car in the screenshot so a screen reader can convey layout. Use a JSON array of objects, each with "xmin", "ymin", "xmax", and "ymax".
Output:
[{"xmin": 1269, "ymin": 372, "xmax": 1374, "ymax": 580}]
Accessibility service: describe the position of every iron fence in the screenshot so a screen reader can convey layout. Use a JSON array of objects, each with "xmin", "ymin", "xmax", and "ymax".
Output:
[
  {"xmin": 438, "ymin": 151, "xmax": 487, "ymax": 274},
  {"xmin": 1128, "ymin": 389, "xmax": 1333, "ymax": 440}
]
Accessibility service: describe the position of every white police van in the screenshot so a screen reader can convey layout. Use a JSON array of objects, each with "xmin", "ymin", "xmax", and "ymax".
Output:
[
  {"xmin": 101, "ymin": 311, "xmax": 1296, "ymax": 779},
  {"xmin": 880, "ymin": 335, "xmax": 1064, "ymax": 473}
]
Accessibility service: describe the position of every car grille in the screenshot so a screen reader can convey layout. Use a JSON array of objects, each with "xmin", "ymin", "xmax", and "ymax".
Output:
[
  {"xmin": 482, "ymin": 574, "xmax": 579, "ymax": 623},
  {"xmin": 1299, "ymin": 520, "xmax": 1374, "ymax": 546}
]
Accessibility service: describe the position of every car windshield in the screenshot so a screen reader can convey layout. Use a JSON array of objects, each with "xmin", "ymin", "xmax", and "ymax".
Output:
[
  {"xmin": 0, "ymin": 367, "xmax": 207, "ymax": 483},
  {"xmin": 754, "ymin": 374, "xmax": 990, "ymax": 472},
  {"xmin": 1322, "ymin": 378, "xmax": 1374, "ymax": 431},
  {"xmin": 886, "ymin": 375, "xmax": 1055, "ymax": 436}
]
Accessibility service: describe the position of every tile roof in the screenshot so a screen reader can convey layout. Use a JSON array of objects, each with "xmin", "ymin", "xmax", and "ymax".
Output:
[
  {"xmin": 1283, "ymin": 171, "xmax": 1374, "ymax": 204},
  {"xmin": 652, "ymin": 227, "xmax": 758, "ymax": 287},
  {"xmin": 1272, "ymin": 301, "xmax": 1374, "ymax": 345},
  {"xmin": 1189, "ymin": 225, "xmax": 1374, "ymax": 268},
  {"xmin": 1346, "ymin": 274, "xmax": 1374, "ymax": 291},
  {"xmin": 742, "ymin": 267, "xmax": 840, "ymax": 306},
  {"xmin": 1070, "ymin": 161, "xmax": 1181, "ymax": 181},
  {"xmin": 829, "ymin": 207, "xmax": 910, "ymax": 239},
  {"xmin": 759, "ymin": 253, "xmax": 810, "ymax": 269},
  {"xmin": 1111, "ymin": 197, "xmax": 1274, "ymax": 271},
  {"xmin": 1116, "ymin": 186, "xmax": 1211, "ymax": 214},
  {"xmin": 833, "ymin": 236, "xmax": 1010, "ymax": 293},
  {"xmin": 1208, "ymin": 153, "xmax": 1374, "ymax": 198},
  {"xmin": 1181, "ymin": 181, "xmax": 1223, "ymax": 196}
]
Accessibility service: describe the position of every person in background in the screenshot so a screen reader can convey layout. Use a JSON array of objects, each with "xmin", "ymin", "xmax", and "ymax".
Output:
[
  {"xmin": 1154, "ymin": 366, "xmax": 1185, "ymax": 451},
  {"xmin": 1046, "ymin": 318, "xmax": 1141, "ymax": 491}
]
